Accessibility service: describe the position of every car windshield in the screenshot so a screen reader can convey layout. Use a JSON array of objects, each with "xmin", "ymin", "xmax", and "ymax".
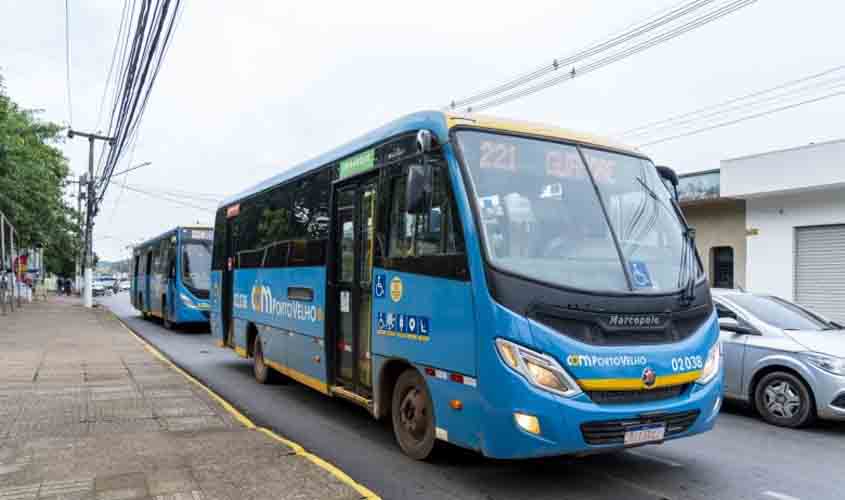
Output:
[
  {"xmin": 726, "ymin": 294, "xmax": 832, "ymax": 331},
  {"xmin": 182, "ymin": 242, "xmax": 211, "ymax": 292},
  {"xmin": 456, "ymin": 130, "xmax": 693, "ymax": 293}
]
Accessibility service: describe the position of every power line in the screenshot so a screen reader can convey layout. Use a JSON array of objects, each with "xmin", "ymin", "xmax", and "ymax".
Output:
[
  {"xmin": 447, "ymin": 0, "xmax": 716, "ymax": 110},
  {"xmin": 466, "ymin": 0, "xmax": 757, "ymax": 113},
  {"xmin": 638, "ymin": 89, "xmax": 845, "ymax": 147},
  {"xmin": 617, "ymin": 64, "xmax": 845, "ymax": 138},
  {"xmin": 120, "ymin": 185, "xmax": 217, "ymax": 213},
  {"xmin": 95, "ymin": 0, "xmax": 131, "ymax": 132},
  {"xmin": 64, "ymin": 0, "xmax": 74, "ymax": 125}
]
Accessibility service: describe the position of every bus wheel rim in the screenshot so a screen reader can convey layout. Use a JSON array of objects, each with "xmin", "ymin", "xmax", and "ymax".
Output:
[{"xmin": 399, "ymin": 387, "xmax": 427, "ymax": 441}]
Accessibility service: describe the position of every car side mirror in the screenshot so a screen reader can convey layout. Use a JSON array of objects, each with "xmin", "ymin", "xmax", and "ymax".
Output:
[{"xmin": 719, "ymin": 316, "xmax": 755, "ymax": 335}]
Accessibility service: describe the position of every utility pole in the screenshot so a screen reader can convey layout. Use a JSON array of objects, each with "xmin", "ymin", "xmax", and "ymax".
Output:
[
  {"xmin": 76, "ymin": 174, "xmax": 85, "ymax": 295},
  {"xmin": 67, "ymin": 129, "xmax": 114, "ymax": 308}
]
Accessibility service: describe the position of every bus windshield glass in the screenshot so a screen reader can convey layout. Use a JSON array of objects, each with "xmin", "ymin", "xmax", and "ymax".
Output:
[
  {"xmin": 456, "ymin": 130, "xmax": 689, "ymax": 293},
  {"xmin": 182, "ymin": 242, "xmax": 211, "ymax": 292}
]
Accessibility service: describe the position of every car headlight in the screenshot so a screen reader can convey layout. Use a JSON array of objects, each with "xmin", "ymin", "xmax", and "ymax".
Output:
[
  {"xmin": 495, "ymin": 338, "xmax": 581, "ymax": 397},
  {"xmin": 805, "ymin": 352, "xmax": 845, "ymax": 376},
  {"xmin": 696, "ymin": 341, "xmax": 722, "ymax": 385},
  {"xmin": 180, "ymin": 292, "xmax": 197, "ymax": 309}
]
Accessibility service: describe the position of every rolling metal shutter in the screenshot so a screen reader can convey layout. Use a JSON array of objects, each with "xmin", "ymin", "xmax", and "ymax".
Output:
[{"xmin": 795, "ymin": 225, "xmax": 845, "ymax": 323}]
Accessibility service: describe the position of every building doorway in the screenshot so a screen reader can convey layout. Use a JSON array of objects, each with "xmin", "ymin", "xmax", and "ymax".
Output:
[{"xmin": 711, "ymin": 246, "xmax": 734, "ymax": 289}]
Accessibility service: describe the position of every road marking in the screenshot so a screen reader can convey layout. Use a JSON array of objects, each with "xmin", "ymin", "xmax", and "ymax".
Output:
[
  {"xmin": 627, "ymin": 449, "xmax": 684, "ymax": 467},
  {"xmin": 763, "ymin": 491, "xmax": 801, "ymax": 500},
  {"xmin": 113, "ymin": 314, "xmax": 381, "ymax": 500}
]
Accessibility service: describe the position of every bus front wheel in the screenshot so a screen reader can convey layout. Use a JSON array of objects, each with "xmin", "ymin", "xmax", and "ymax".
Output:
[{"xmin": 391, "ymin": 369, "xmax": 436, "ymax": 460}]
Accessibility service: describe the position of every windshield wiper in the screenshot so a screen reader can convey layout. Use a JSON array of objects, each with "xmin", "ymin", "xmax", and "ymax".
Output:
[{"xmin": 635, "ymin": 177, "xmax": 697, "ymax": 306}]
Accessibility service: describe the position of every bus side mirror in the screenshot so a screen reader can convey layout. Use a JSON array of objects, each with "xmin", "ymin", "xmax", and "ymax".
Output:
[
  {"xmin": 656, "ymin": 165, "xmax": 679, "ymax": 200},
  {"xmin": 406, "ymin": 164, "xmax": 432, "ymax": 215}
]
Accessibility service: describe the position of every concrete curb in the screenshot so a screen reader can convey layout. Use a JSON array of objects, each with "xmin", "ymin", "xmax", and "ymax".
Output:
[{"xmin": 110, "ymin": 311, "xmax": 381, "ymax": 500}]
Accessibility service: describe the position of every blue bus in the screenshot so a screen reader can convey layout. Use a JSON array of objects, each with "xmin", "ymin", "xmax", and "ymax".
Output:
[
  {"xmin": 131, "ymin": 226, "xmax": 213, "ymax": 329},
  {"xmin": 210, "ymin": 111, "xmax": 722, "ymax": 460}
]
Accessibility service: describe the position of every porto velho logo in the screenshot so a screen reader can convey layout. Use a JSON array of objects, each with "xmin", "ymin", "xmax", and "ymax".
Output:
[
  {"xmin": 237, "ymin": 282, "xmax": 323, "ymax": 322},
  {"xmin": 567, "ymin": 354, "xmax": 648, "ymax": 368}
]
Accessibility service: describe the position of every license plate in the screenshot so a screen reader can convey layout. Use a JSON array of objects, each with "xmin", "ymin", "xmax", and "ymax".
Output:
[{"xmin": 624, "ymin": 423, "xmax": 666, "ymax": 446}]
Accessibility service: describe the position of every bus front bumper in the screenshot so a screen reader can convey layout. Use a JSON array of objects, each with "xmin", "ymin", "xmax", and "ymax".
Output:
[{"xmin": 478, "ymin": 375, "xmax": 722, "ymax": 459}]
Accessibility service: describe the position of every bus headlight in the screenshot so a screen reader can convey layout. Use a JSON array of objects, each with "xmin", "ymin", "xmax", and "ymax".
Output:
[
  {"xmin": 180, "ymin": 292, "xmax": 197, "ymax": 309},
  {"xmin": 696, "ymin": 342, "xmax": 722, "ymax": 385},
  {"xmin": 495, "ymin": 338, "xmax": 581, "ymax": 397}
]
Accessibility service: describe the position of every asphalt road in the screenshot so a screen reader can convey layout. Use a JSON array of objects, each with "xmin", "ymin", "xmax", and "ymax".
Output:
[{"xmin": 102, "ymin": 293, "xmax": 845, "ymax": 500}]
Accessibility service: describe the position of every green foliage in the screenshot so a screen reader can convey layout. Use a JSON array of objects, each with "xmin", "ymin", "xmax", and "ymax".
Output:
[{"xmin": 0, "ymin": 73, "xmax": 80, "ymax": 276}]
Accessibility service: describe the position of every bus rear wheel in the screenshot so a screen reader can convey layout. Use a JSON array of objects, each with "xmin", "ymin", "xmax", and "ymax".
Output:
[
  {"xmin": 253, "ymin": 335, "xmax": 278, "ymax": 384},
  {"xmin": 391, "ymin": 369, "xmax": 436, "ymax": 460}
]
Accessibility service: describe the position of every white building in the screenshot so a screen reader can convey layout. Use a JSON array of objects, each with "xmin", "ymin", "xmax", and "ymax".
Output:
[{"xmin": 720, "ymin": 139, "xmax": 845, "ymax": 323}]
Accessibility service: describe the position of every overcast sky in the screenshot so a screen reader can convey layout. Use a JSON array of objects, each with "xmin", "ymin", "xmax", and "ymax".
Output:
[{"xmin": 2, "ymin": 0, "xmax": 844, "ymax": 261}]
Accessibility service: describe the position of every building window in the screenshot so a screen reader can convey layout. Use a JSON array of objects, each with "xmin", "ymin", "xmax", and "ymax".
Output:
[{"xmin": 711, "ymin": 246, "xmax": 734, "ymax": 289}]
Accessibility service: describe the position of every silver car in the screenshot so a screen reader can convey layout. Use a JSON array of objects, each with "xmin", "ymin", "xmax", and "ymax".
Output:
[{"xmin": 713, "ymin": 288, "xmax": 845, "ymax": 427}]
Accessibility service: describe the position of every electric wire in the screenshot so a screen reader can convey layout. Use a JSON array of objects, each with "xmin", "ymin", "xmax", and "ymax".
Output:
[
  {"xmin": 467, "ymin": 0, "xmax": 756, "ymax": 113},
  {"xmin": 447, "ymin": 0, "xmax": 716, "ymax": 110},
  {"xmin": 638, "ymin": 89, "xmax": 845, "ymax": 146},
  {"xmin": 617, "ymin": 64, "xmax": 845, "ymax": 138},
  {"xmin": 120, "ymin": 185, "xmax": 217, "ymax": 213}
]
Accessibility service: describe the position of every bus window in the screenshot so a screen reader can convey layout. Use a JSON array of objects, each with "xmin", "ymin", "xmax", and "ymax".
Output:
[{"xmin": 388, "ymin": 164, "xmax": 463, "ymax": 259}]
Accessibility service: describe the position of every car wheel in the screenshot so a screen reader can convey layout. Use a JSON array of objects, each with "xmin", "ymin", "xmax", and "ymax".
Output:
[
  {"xmin": 253, "ymin": 335, "xmax": 278, "ymax": 384},
  {"xmin": 391, "ymin": 369, "xmax": 436, "ymax": 460},
  {"xmin": 754, "ymin": 371, "xmax": 816, "ymax": 428}
]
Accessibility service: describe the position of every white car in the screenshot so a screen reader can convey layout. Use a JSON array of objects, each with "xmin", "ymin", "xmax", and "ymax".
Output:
[
  {"xmin": 119, "ymin": 280, "xmax": 131, "ymax": 292},
  {"xmin": 91, "ymin": 281, "xmax": 106, "ymax": 296}
]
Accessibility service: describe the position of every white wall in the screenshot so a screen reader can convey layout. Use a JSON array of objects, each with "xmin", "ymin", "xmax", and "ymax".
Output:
[
  {"xmin": 722, "ymin": 139, "xmax": 845, "ymax": 198},
  {"xmin": 745, "ymin": 188, "xmax": 845, "ymax": 299}
]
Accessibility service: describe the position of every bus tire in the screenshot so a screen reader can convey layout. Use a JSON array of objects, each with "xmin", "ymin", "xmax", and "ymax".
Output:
[
  {"xmin": 391, "ymin": 369, "xmax": 436, "ymax": 460},
  {"xmin": 253, "ymin": 334, "xmax": 278, "ymax": 384},
  {"xmin": 162, "ymin": 297, "xmax": 174, "ymax": 330}
]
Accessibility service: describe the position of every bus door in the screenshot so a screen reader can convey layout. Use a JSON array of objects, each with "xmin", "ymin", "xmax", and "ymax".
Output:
[
  {"xmin": 221, "ymin": 217, "xmax": 235, "ymax": 346},
  {"xmin": 331, "ymin": 174, "xmax": 378, "ymax": 397},
  {"xmin": 143, "ymin": 249, "xmax": 153, "ymax": 312}
]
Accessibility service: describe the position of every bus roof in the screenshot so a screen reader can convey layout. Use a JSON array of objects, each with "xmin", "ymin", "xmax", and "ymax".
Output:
[
  {"xmin": 133, "ymin": 226, "xmax": 212, "ymax": 251},
  {"xmin": 219, "ymin": 111, "xmax": 639, "ymax": 208}
]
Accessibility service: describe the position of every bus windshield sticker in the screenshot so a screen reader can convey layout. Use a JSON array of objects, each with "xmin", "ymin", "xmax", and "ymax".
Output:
[
  {"xmin": 479, "ymin": 140, "xmax": 517, "ymax": 172},
  {"xmin": 629, "ymin": 260, "xmax": 654, "ymax": 289},
  {"xmin": 339, "ymin": 148, "xmax": 375, "ymax": 178},
  {"xmin": 377, "ymin": 311, "xmax": 430, "ymax": 342},
  {"xmin": 374, "ymin": 273, "xmax": 386, "ymax": 299},
  {"xmin": 389, "ymin": 276, "xmax": 403, "ymax": 302}
]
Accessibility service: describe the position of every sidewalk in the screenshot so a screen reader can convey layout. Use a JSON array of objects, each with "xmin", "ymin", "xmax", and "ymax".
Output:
[{"xmin": 0, "ymin": 296, "xmax": 368, "ymax": 500}]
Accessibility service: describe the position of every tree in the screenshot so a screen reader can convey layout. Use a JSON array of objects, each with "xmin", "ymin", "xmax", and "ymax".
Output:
[{"xmin": 0, "ymin": 72, "xmax": 80, "ymax": 277}]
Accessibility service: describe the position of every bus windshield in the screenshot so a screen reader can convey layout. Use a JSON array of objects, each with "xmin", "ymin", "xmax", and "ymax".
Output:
[
  {"xmin": 456, "ymin": 130, "xmax": 690, "ymax": 293},
  {"xmin": 182, "ymin": 241, "xmax": 211, "ymax": 292}
]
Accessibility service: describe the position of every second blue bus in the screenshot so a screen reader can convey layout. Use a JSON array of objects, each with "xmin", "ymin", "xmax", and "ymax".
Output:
[{"xmin": 131, "ymin": 226, "xmax": 213, "ymax": 329}]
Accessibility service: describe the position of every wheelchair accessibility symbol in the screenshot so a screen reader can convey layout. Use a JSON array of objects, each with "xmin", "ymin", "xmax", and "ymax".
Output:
[
  {"xmin": 629, "ymin": 260, "xmax": 653, "ymax": 289},
  {"xmin": 374, "ymin": 273, "xmax": 386, "ymax": 299}
]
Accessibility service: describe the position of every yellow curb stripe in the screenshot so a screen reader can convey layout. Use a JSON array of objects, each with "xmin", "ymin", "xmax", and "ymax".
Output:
[
  {"xmin": 111, "ymin": 313, "xmax": 380, "ymax": 500},
  {"xmin": 578, "ymin": 370, "xmax": 702, "ymax": 391},
  {"xmin": 234, "ymin": 345, "xmax": 248, "ymax": 358}
]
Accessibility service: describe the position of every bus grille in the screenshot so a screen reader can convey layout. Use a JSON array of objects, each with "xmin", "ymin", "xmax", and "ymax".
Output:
[
  {"xmin": 580, "ymin": 410, "xmax": 700, "ymax": 446},
  {"xmin": 587, "ymin": 385, "xmax": 687, "ymax": 405}
]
